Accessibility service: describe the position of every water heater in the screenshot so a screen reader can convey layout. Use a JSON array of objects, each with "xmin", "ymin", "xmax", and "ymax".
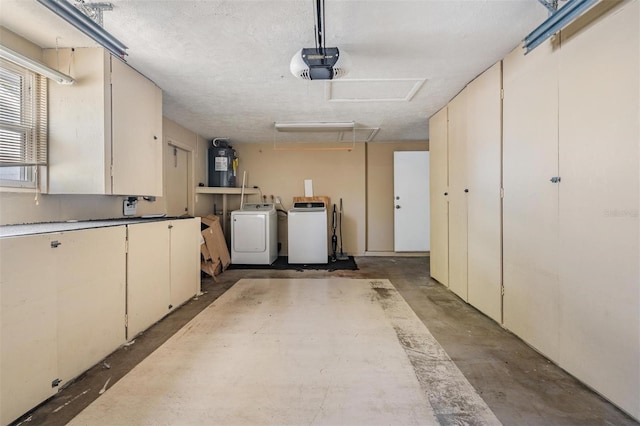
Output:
[{"xmin": 208, "ymin": 138, "xmax": 237, "ymax": 187}]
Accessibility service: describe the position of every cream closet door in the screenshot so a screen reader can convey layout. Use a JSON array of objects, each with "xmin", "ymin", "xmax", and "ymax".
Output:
[
  {"xmin": 166, "ymin": 143, "xmax": 189, "ymax": 217},
  {"xmin": 429, "ymin": 107, "xmax": 449, "ymax": 286},
  {"xmin": 465, "ymin": 62, "xmax": 502, "ymax": 322},
  {"xmin": 557, "ymin": 1, "xmax": 639, "ymax": 417},
  {"xmin": 503, "ymin": 40, "xmax": 560, "ymax": 361},
  {"xmin": 447, "ymin": 89, "xmax": 469, "ymax": 301}
]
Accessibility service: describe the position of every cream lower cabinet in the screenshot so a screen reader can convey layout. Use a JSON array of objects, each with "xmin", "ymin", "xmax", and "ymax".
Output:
[
  {"xmin": 126, "ymin": 218, "xmax": 200, "ymax": 339},
  {"xmin": 0, "ymin": 227, "xmax": 126, "ymax": 426}
]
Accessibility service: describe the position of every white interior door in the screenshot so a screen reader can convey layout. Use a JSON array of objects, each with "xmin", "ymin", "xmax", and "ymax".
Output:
[
  {"xmin": 393, "ymin": 151, "xmax": 430, "ymax": 252},
  {"xmin": 166, "ymin": 143, "xmax": 189, "ymax": 217}
]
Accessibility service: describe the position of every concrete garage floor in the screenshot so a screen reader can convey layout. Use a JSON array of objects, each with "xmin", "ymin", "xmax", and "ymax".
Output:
[{"xmin": 15, "ymin": 257, "xmax": 638, "ymax": 425}]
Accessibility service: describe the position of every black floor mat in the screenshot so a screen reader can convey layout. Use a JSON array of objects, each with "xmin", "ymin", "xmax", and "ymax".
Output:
[{"xmin": 227, "ymin": 256, "xmax": 358, "ymax": 271}]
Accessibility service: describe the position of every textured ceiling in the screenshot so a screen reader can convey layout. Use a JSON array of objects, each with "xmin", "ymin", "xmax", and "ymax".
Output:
[{"xmin": 0, "ymin": 0, "xmax": 547, "ymax": 143}]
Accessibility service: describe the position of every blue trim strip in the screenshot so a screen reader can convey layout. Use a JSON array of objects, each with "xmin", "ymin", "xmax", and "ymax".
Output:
[
  {"xmin": 36, "ymin": 0, "xmax": 128, "ymax": 58},
  {"xmin": 524, "ymin": 0, "xmax": 598, "ymax": 53}
]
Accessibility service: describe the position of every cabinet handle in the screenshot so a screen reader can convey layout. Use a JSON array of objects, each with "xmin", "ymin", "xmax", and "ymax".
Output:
[
  {"xmin": 51, "ymin": 240, "xmax": 61, "ymax": 248},
  {"xmin": 52, "ymin": 378, "xmax": 61, "ymax": 388},
  {"xmin": 168, "ymin": 224, "xmax": 173, "ymax": 229},
  {"xmin": 444, "ymin": 192, "xmax": 448, "ymax": 196},
  {"xmin": 550, "ymin": 176, "xmax": 561, "ymax": 183},
  {"xmin": 464, "ymin": 189, "xmax": 469, "ymax": 193},
  {"xmin": 395, "ymin": 205, "xmax": 401, "ymax": 209},
  {"xmin": 153, "ymin": 136, "xmax": 158, "ymax": 140}
]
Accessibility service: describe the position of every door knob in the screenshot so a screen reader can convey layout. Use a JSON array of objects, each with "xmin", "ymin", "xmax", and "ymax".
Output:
[
  {"xmin": 395, "ymin": 205, "xmax": 401, "ymax": 209},
  {"xmin": 395, "ymin": 196, "xmax": 400, "ymax": 200}
]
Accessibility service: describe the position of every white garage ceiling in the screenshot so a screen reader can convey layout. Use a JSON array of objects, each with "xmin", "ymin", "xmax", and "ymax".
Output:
[{"xmin": 0, "ymin": 0, "xmax": 548, "ymax": 143}]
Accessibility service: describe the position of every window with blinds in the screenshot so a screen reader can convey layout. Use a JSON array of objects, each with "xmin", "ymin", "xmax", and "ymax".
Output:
[{"xmin": 0, "ymin": 58, "xmax": 47, "ymax": 188}]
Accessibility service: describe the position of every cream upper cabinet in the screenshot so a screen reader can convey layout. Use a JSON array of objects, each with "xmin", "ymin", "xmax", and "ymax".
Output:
[{"xmin": 44, "ymin": 48, "xmax": 163, "ymax": 196}]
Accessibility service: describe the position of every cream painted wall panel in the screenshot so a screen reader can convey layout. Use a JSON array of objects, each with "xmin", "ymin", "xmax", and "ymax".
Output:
[
  {"xmin": 233, "ymin": 143, "xmax": 366, "ymax": 255},
  {"xmin": 367, "ymin": 142, "xmax": 428, "ymax": 252},
  {"xmin": 0, "ymin": 234, "xmax": 57, "ymax": 425},
  {"xmin": 465, "ymin": 62, "xmax": 502, "ymax": 322},
  {"xmin": 126, "ymin": 221, "xmax": 171, "ymax": 339},
  {"xmin": 56, "ymin": 227, "xmax": 126, "ymax": 387},
  {"xmin": 169, "ymin": 218, "xmax": 201, "ymax": 309},
  {"xmin": 429, "ymin": 107, "xmax": 449, "ymax": 285},
  {"xmin": 447, "ymin": 90, "xmax": 469, "ymax": 301},
  {"xmin": 557, "ymin": 1, "xmax": 639, "ymax": 418},
  {"xmin": 503, "ymin": 41, "xmax": 561, "ymax": 361}
]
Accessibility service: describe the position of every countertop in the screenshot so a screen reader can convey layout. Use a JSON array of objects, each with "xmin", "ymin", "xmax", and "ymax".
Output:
[{"xmin": 0, "ymin": 216, "xmax": 191, "ymax": 238}]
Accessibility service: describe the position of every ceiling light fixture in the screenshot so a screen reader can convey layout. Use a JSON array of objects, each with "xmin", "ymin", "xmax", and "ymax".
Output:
[
  {"xmin": 274, "ymin": 121, "xmax": 355, "ymax": 132},
  {"xmin": 36, "ymin": 0, "xmax": 128, "ymax": 58},
  {"xmin": 0, "ymin": 45, "xmax": 75, "ymax": 84},
  {"xmin": 290, "ymin": 0, "xmax": 350, "ymax": 80}
]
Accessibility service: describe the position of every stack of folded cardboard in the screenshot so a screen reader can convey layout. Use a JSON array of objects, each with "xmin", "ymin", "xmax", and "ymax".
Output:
[{"xmin": 200, "ymin": 215, "xmax": 230, "ymax": 280}]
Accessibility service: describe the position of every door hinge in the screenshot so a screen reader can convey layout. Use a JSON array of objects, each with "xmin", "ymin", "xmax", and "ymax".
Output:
[
  {"xmin": 125, "ymin": 314, "xmax": 128, "ymax": 328},
  {"xmin": 500, "ymin": 188, "xmax": 504, "ymax": 199},
  {"xmin": 110, "ymin": 164, "xmax": 114, "ymax": 177},
  {"xmin": 500, "ymin": 88, "xmax": 504, "ymax": 99},
  {"xmin": 501, "ymin": 285, "xmax": 505, "ymax": 296}
]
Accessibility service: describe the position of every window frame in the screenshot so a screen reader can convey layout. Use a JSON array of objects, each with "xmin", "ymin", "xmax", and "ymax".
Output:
[{"xmin": 0, "ymin": 57, "xmax": 47, "ymax": 190}]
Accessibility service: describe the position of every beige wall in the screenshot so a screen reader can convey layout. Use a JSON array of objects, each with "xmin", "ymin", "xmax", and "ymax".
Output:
[
  {"xmin": 231, "ymin": 143, "xmax": 367, "ymax": 256},
  {"xmin": 366, "ymin": 142, "xmax": 429, "ymax": 252},
  {"xmin": 192, "ymin": 140, "xmax": 430, "ymax": 256}
]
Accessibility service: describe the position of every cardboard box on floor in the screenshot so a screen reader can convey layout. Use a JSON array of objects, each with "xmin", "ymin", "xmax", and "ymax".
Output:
[{"xmin": 200, "ymin": 215, "xmax": 231, "ymax": 280}]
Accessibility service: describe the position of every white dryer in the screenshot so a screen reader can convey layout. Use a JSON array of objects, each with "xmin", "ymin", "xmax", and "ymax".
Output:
[
  {"xmin": 231, "ymin": 203, "xmax": 277, "ymax": 264},
  {"xmin": 288, "ymin": 201, "xmax": 328, "ymax": 264}
]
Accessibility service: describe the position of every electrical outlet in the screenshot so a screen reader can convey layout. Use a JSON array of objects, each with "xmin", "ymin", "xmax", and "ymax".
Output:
[{"xmin": 123, "ymin": 198, "xmax": 137, "ymax": 216}]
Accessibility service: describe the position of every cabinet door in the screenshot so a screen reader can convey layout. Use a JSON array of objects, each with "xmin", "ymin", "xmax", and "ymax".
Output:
[
  {"xmin": 429, "ymin": 107, "xmax": 449, "ymax": 286},
  {"xmin": 111, "ymin": 58, "xmax": 163, "ymax": 197},
  {"xmin": 465, "ymin": 62, "xmax": 502, "ymax": 323},
  {"xmin": 558, "ymin": 1, "xmax": 639, "ymax": 417},
  {"xmin": 503, "ymin": 41, "xmax": 560, "ymax": 361},
  {"xmin": 127, "ymin": 221, "xmax": 170, "ymax": 339},
  {"xmin": 1, "ymin": 234, "xmax": 58, "ymax": 425},
  {"xmin": 44, "ymin": 47, "xmax": 111, "ymax": 194},
  {"xmin": 169, "ymin": 219, "xmax": 201, "ymax": 309},
  {"xmin": 447, "ymin": 89, "xmax": 469, "ymax": 301},
  {"xmin": 56, "ymin": 227, "xmax": 127, "ymax": 387}
]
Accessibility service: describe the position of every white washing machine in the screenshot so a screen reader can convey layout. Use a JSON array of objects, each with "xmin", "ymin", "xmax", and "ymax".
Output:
[
  {"xmin": 288, "ymin": 202, "xmax": 328, "ymax": 264},
  {"xmin": 231, "ymin": 203, "xmax": 277, "ymax": 264}
]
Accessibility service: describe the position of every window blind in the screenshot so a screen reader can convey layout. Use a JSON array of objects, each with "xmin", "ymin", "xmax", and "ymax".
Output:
[{"xmin": 0, "ymin": 59, "xmax": 47, "ymax": 166}]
